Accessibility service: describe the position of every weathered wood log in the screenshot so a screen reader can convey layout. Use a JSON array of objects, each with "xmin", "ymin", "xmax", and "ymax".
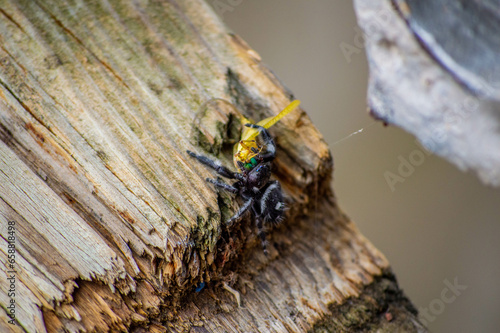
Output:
[{"xmin": 0, "ymin": 0, "xmax": 425, "ymax": 332}]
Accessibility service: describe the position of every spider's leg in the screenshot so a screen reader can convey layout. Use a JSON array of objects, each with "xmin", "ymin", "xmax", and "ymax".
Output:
[
  {"xmin": 255, "ymin": 215, "xmax": 268, "ymax": 256},
  {"xmin": 244, "ymin": 124, "xmax": 276, "ymax": 162},
  {"xmin": 206, "ymin": 178, "xmax": 238, "ymax": 193},
  {"xmin": 227, "ymin": 198, "xmax": 253, "ymax": 225},
  {"xmin": 187, "ymin": 150, "xmax": 243, "ymax": 180},
  {"xmin": 237, "ymin": 161, "xmax": 246, "ymax": 172}
]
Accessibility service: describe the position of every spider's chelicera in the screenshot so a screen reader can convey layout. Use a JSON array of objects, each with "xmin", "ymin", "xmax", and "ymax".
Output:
[{"xmin": 187, "ymin": 124, "xmax": 285, "ymax": 255}]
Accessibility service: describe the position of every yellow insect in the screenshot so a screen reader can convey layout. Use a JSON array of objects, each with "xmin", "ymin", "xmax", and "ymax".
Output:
[{"xmin": 233, "ymin": 100, "xmax": 301, "ymax": 171}]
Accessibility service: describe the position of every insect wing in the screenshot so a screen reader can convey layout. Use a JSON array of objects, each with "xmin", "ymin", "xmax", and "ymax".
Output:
[{"xmin": 233, "ymin": 100, "xmax": 301, "ymax": 169}]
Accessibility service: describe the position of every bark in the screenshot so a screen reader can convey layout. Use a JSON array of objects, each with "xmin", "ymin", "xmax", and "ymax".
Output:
[{"xmin": 0, "ymin": 0, "xmax": 425, "ymax": 332}]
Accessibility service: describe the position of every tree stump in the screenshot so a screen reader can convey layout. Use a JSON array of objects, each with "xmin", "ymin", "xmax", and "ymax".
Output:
[{"xmin": 0, "ymin": 0, "xmax": 425, "ymax": 331}]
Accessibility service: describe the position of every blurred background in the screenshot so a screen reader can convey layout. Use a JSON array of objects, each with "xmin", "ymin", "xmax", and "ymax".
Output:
[{"xmin": 213, "ymin": 0, "xmax": 500, "ymax": 332}]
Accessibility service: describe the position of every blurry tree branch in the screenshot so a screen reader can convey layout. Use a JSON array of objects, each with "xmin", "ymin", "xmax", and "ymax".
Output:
[{"xmin": 355, "ymin": 0, "xmax": 500, "ymax": 187}]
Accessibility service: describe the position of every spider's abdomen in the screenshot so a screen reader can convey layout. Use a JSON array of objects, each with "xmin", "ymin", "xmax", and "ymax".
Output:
[{"xmin": 259, "ymin": 180, "xmax": 285, "ymax": 225}]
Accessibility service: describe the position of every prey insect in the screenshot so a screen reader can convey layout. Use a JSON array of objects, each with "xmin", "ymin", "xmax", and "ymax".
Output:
[{"xmin": 187, "ymin": 100, "xmax": 300, "ymax": 255}]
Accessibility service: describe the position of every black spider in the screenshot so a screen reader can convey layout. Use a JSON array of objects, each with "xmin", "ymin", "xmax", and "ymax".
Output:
[{"xmin": 187, "ymin": 124, "xmax": 285, "ymax": 255}]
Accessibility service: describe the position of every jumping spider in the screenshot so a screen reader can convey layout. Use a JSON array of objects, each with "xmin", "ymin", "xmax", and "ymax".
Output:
[{"xmin": 187, "ymin": 124, "xmax": 286, "ymax": 255}]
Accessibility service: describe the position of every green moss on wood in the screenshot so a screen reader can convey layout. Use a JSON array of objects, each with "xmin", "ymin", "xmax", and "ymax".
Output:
[{"xmin": 310, "ymin": 271, "xmax": 425, "ymax": 333}]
